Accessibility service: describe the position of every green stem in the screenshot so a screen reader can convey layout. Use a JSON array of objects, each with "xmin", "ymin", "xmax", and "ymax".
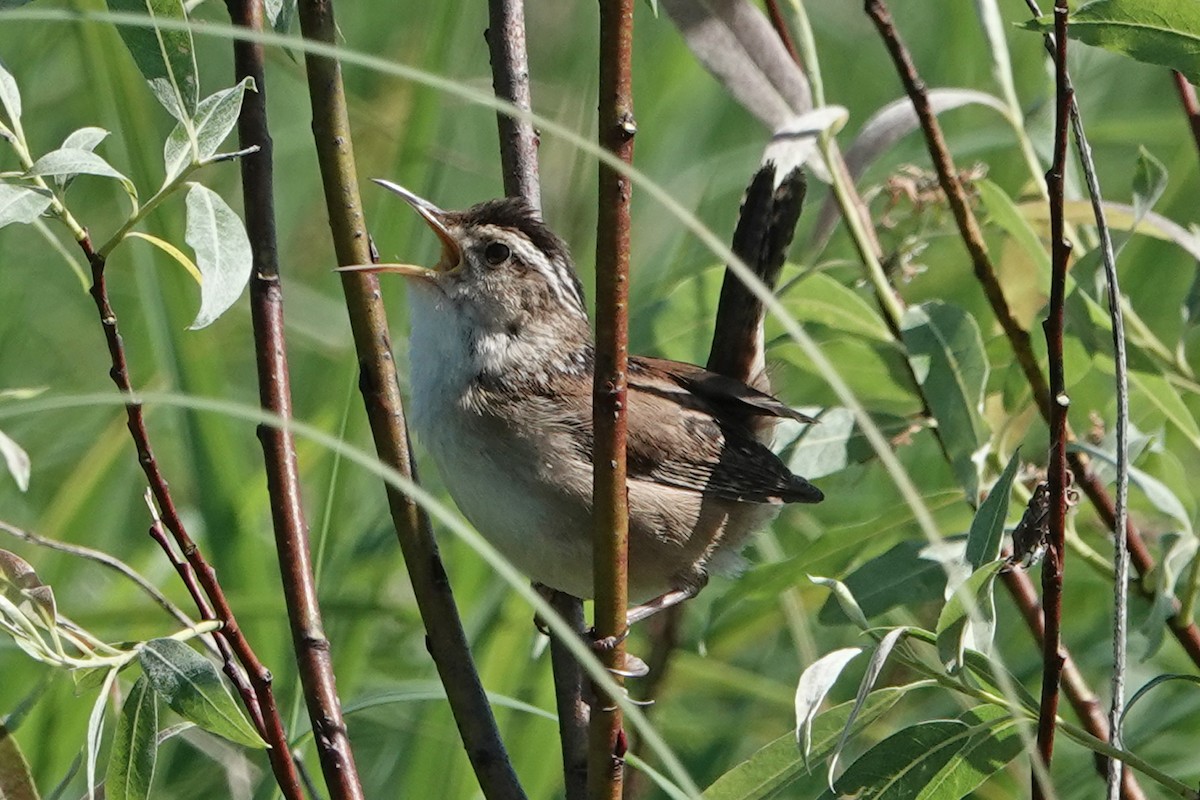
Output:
[{"xmin": 97, "ymin": 161, "xmax": 198, "ymax": 258}]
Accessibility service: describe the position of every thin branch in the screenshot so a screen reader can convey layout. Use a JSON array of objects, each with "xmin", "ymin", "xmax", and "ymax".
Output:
[
  {"xmin": 1002, "ymin": 560, "xmax": 1146, "ymax": 800},
  {"xmin": 79, "ymin": 234, "xmax": 302, "ymax": 797},
  {"xmin": 590, "ymin": 0, "xmax": 636, "ymax": 797},
  {"xmin": 224, "ymin": 0, "xmax": 364, "ymax": 796},
  {"xmin": 0, "ymin": 518, "xmax": 201, "ymax": 640},
  {"xmin": 549, "ymin": 591, "xmax": 590, "ymax": 800},
  {"xmin": 763, "ymin": 0, "xmax": 800, "ymax": 65},
  {"xmin": 484, "ymin": 3, "xmax": 589, "ymax": 796},
  {"xmin": 486, "ymin": 0, "xmax": 541, "ymax": 209},
  {"xmin": 1035, "ymin": 8, "xmax": 1073, "ymax": 795},
  {"xmin": 294, "ymin": 3, "xmax": 526, "ymax": 798}
]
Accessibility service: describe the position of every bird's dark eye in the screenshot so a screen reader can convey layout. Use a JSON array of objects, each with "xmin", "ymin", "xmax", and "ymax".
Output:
[{"xmin": 483, "ymin": 241, "xmax": 511, "ymax": 266}]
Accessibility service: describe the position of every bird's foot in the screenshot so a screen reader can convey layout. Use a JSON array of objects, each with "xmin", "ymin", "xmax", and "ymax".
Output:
[{"xmin": 586, "ymin": 625, "xmax": 649, "ymax": 678}]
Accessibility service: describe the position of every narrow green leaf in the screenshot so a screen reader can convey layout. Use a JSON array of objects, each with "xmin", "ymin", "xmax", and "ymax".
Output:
[
  {"xmin": 1127, "ymin": 368, "xmax": 1200, "ymax": 450},
  {"xmin": 824, "ymin": 720, "xmax": 968, "ymax": 798},
  {"xmin": 703, "ymin": 687, "xmax": 911, "ymax": 800},
  {"xmin": 0, "ymin": 185, "xmax": 52, "ymax": 229},
  {"xmin": 922, "ymin": 707, "xmax": 1022, "ymax": 797},
  {"xmin": 809, "ymin": 575, "xmax": 869, "ymax": 631},
  {"xmin": 1121, "ymin": 674, "xmax": 1200, "ymax": 732},
  {"xmin": 965, "ymin": 450, "xmax": 1021, "ymax": 568},
  {"xmin": 976, "ymin": 178, "xmax": 1051, "ymax": 277},
  {"xmin": 27, "ymin": 149, "xmax": 136, "ymax": 200},
  {"xmin": 1132, "ymin": 146, "xmax": 1168, "ymax": 222},
  {"xmin": 829, "ymin": 628, "xmax": 908, "ymax": 790},
  {"xmin": 1024, "ymin": 0, "xmax": 1200, "ymax": 85},
  {"xmin": 0, "ymin": 428, "xmax": 30, "ymax": 491},
  {"xmin": 901, "ymin": 302, "xmax": 990, "ymax": 500},
  {"xmin": 105, "ymin": 0, "xmax": 199, "ymax": 121},
  {"xmin": 86, "ymin": 669, "xmax": 119, "ymax": 800},
  {"xmin": 935, "ymin": 561, "xmax": 1004, "ymax": 673},
  {"xmin": 1073, "ymin": 441, "xmax": 1193, "ymax": 533},
  {"xmin": 105, "ymin": 677, "xmax": 158, "ymax": 800},
  {"xmin": 816, "ymin": 541, "xmax": 947, "ymax": 625},
  {"xmin": 0, "ymin": 56, "xmax": 20, "ymax": 127},
  {"xmin": 0, "ymin": 723, "xmax": 40, "ymax": 800},
  {"xmin": 183, "ymin": 183, "xmax": 253, "ymax": 330},
  {"xmin": 162, "ymin": 78, "xmax": 256, "ymax": 183},
  {"xmin": 795, "ymin": 648, "xmax": 862, "ymax": 767},
  {"xmin": 781, "ymin": 273, "xmax": 894, "ymax": 342},
  {"xmin": 138, "ymin": 638, "xmax": 265, "ymax": 748},
  {"xmin": 265, "ymin": 0, "xmax": 296, "ymax": 33}
]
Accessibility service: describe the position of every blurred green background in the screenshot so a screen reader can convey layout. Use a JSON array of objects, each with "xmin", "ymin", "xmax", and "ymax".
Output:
[{"xmin": 1, "ymin": 0, "xmax": 1198, "ymax": 797}]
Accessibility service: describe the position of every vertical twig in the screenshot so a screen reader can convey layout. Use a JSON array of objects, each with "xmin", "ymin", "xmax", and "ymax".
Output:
[
  {"xmin": 1035, "ymin": 7, "xmax": 1073, "ymax": 796},
  {"xmin": 550, "ymin": 591, "xmax": 590, "ymax": 798},
  {"xmin": 487, "ymin": 0, "xmax": 541, "ymax": 209},
  {"xmin": 763, "ymin": 0, "xmax": 800, "ymax": 64},
  {"xmin": 81, "ymin": 238, "xmax": 303, "ymax": 799},
  {"xmin": 224, "ymin": 1, "xmax": 364, "ymax": 797},
  {"xmin": 591, "ymin": 0, "xmax": 636, "ymax": 797},
  {"xmin": 295, "ymin": 3, "xmax": 526, "ymax": 799},
  {"xmin": 484, "ymin": 4, "xmax": 588, "ymax": 796}
]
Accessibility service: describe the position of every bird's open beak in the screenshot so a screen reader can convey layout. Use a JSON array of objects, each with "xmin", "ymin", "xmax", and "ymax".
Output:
[{"xmin": 335, "ymin": 179, "xmax": 463, "ymax": 280}]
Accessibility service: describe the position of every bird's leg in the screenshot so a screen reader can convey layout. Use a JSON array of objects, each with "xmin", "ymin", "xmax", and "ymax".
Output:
[{"xmin": 625, "ymin": 585, "xmax": 700, "ymax": 626}]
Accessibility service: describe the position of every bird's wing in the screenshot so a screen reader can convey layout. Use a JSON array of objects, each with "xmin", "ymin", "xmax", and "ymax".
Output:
[
  {"xmin": 622, "ymin": 358, "xmax": 822, "ymax": 504},
  {"xmin": 630, "ymin": 356, "xmax": 815, "ymax": 425}
]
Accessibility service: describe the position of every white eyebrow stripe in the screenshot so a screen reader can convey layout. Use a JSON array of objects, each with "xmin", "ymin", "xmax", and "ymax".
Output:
[{"xmin": 475, "ymin": 224, "xmax": 586, "ymax": 315}]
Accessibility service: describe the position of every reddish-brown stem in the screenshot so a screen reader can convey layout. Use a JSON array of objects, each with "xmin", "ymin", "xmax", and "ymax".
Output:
[
  {"xmin": 763, "ymin": 0, "xmax": 800, "ymax": 64},
  {"xmin": 1001, "ymin": 562, "xmax": 1146, "ymax": 800},
  {"xmin": 1034, "ymin": 10, "xmax": 1073, "ymax": 793},
  {"xmin": 224, "ymin": 0, "xmax": 363, "ymax": 796},
  {"xmin": 82, "ymin": 238, "xmax": 302, "ymax": 798},
  {"xmin": 590, "ymin": 0, "xmax": 635, "ymax": 797},
  {"xmin": 1173, "ymin": 71, "xmax": 1200, "ymax": 163},
  {"xmin": 295, "ymin": 2, "xmax": 526, "ymax": 798}
]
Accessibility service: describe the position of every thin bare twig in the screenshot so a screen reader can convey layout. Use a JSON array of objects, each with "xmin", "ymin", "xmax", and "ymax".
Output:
[
  {"xmin": 590, "ymin": 0, "xmax": 636, "ymax": 796},
  {"xmin": 80, "ymin": 236, "xmax": 303, "ymax": 797},
  {"xmin": 484, "ymin": 4, "xmax": 589, "ymax": 795},
  {"xmin": 294, "ymin": 3, "xmax": 525, "ymax": 798},
  {"xmin": 0, "ymin": 518, "xmax": 201, "ymax": 640},
  {"xmin": 1034, "ymin": 9, "xmax": 1073, "ymax": 795},
  {"xmin": 224, "ymin": 0, "xmax": 363, "ymax": 796},
  {"xmin": 487, "ymin": 0, "xmax": 541, "ymax": 209}
]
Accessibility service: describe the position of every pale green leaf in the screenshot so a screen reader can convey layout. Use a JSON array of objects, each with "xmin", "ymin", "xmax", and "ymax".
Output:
[
  {"xmin": 1024, "ymin": 0, "xmax": 1200, "ymax": 85},
  {"xmin": 27, "ymin": 149, "xmax": 136, "ymax": 201},
  {"xmin": 86, "ymin": 669, "xmax": 119, "ymax": 800},
  {"xmin": 62, "ymin": 127, "xmax": 110, "ymax": 152},
  {"xmin": 809, "ymin": 575, "xmax": 869, "ymax": 631},
  {"xmin": 138, "ymin": 638, "xmax": 265, "ymax": 748},
  {"xmin": 935, "ymin": 561, "xmax": 1004, "ymax": 673},
  {"xmin": 105, "ymin": 677, "xmax": 158, "ymax": 800},
  {"xmin": 105, "ymin": 0, "xmax": 199, "ymax": 121},
  {"xmin": 162, "ymin": 78, "xmax": 256, "ymax": 183},
  {"xmin": 0, "ymin": 185, "xmax": 52, "ymax": 229},
  {"xmin": 795, "ymin": 648, "xmax": 861, "ymax": 767},
  {"xmin": 1132, "ymin": 146, "xmax": 1168, "ymax": 222},
  {"xmin": 0, "ymin": 56, "xmax": 20, "ymax": 127},
  {"xmin": 0, "ymin": 428, "xmax": 30, "ymax": 492},
  {"xmin": 829, "ymin": 628, "xmax": 908, "ymax": 789},
  {"xmin": 183, "ymin": 184, "xmax": 252, "ymax": 330}
]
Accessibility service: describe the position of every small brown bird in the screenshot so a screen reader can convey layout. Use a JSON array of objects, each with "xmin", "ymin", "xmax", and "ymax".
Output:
[{"xmin": 346, "ymin": 180, "xmax": 822, "ymax": 624}]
